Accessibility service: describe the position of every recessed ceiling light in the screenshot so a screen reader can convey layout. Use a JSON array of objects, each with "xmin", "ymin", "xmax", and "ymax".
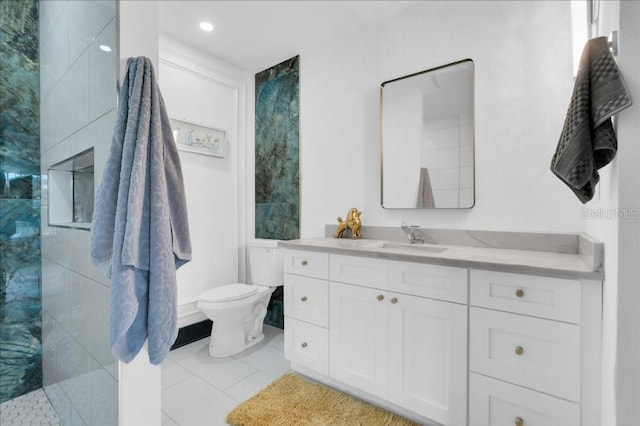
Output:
[
  {"xmin": 99, "ymin": 45, "xmax": 112, "ymax": 52},
  {"xmin": 199, "ymin": 21, "xmax": 214, "ymax": 32}
]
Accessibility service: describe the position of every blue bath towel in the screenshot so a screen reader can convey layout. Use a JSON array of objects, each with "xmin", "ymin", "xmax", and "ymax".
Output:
[{"xmin": 90, "ymin": 57, "xmax": 192, "ymax": 365}]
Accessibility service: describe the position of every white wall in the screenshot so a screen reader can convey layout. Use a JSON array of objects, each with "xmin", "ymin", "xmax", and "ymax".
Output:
[
  {"xmin": 117, "ymin": 2, "xmax": 162, "ymax": 425},
  {"xmin": 613, "ymin": 4, "xmax": 640, "ymax": 422},
  {"xmin": 584, "ymin": 1, "xmax": 640, "ymax": 424},
  {"xmin": 158, "ymin": 35, "xmax": 250, "ymax": 327},
  {"xmin": 299, "ymin": 0, "xmax": 583, "ymax": 236}
]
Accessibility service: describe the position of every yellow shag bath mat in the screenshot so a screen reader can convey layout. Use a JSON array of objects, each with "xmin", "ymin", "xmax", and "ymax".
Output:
[{"xmin": 226, "ymin": 373, "xmax": 421, "ymax": 426}]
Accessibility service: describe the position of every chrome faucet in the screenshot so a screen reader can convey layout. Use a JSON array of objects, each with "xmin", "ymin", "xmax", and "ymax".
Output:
[{"xmin": 401, "ymin": 224, "xmax": 424, "ymax": 244}]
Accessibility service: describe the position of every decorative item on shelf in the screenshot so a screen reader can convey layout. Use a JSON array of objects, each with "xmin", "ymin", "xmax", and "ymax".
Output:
[
  {"xmin": 170, "ymin": 118, "xmax": 226, "ymax": 157},
  {"xmin": 334, "ymin": 207, "xmax": 362, "ymax": 239}
]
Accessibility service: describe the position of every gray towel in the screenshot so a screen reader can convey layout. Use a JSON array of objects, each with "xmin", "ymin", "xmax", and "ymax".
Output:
[
  {"xmin": 551, "ymin": 36, "xmax": 632, "ymax": 203},
  {"xmin": 90, "ymin": 57, "xmax": 192, "ymax": 365},
  {"xmin": 416, "ymin": 167, "xmax": 435, "ymax": 208}
]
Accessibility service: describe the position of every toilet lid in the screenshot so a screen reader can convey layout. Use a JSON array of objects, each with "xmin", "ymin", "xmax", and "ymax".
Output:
[{"xmin": 200, "ymin": 284, "xmax": 258, "ymax": 302}]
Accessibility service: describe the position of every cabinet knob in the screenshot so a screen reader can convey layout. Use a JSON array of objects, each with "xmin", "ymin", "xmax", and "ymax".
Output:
[
  {"xmin": 301, "ymin": 296, "xmax": 308, "ymax": 302},
  {"xmin": 515, "ymin": 289, "xmax": 525, "ymax": 298},
  {"xmin": 301, "ymin": 260, "xmax": 308, "ymax": 266},
  {"xmin": 390, "ymin": 297, "xmax": 398, "ymax": 304},
  {"xmin": 515, "ymin": 417, "xmax": 524, "ymax": 426},
  {"xmin": 515, "ymin": 346, "xmax": 524, "ymax": 356},
  {"xmin": 377, "ymin": 294, "xmax": 384, "ymax": 301},
  {"xmin": 301, "ymin": 342, "xmax": 308, "ymax": 348}
]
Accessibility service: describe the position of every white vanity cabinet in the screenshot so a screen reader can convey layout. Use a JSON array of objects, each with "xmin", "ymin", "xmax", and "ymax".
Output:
[
  {"xmin": 285, "ymin": 250, "xmax": 468, "ymax": 425},
  {"xmin": 329, "ymin": 255, "xmax": 468, "ymax": 425},
  {"xmin": 387, "ymin": 289, "xmax": 467, "ymax": 425},
  {"xmin": 468, "ymin": 269, "xmax": 602, "ymax": 426},
  {"xmin": 283, "ymin": 247, "xmax": 602, "ymax": 426},
  {"xmin": 329, "ymin": 280, "xmax": 390, "ymax": 399},
  {"xmin": 329, "ymin": 281, "xmax": 467, "ymax": 425},
  {"xmin": 283, "ymin": 250, "xmax": 330, "ymax": 375}
]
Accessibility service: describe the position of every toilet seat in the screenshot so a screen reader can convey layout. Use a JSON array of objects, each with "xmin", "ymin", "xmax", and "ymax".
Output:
[{"xmin": 200, "ymin": 284, "xmax": 257, "ymax": 303}]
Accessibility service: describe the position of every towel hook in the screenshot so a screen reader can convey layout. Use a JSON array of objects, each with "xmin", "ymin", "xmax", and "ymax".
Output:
[{"xmin": 609, "ymin": 31, "xmax": 618, "ymax": 56}]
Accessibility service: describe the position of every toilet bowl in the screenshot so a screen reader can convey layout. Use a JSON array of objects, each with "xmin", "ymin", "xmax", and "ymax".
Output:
[
  {"xmin": 197, "ymin": 284, "xmax": 275, "ymax": 357},
  {"xmin": 197, "ymin": 239, "xmax": 283, "ymax": 358}
]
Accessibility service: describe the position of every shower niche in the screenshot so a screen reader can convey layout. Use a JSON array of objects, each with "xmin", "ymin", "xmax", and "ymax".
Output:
[{"xmin": 48, "ymin": 148, "xmax": 94, "ymax": 229}]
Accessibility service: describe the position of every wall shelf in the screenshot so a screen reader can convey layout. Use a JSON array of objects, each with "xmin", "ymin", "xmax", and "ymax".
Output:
[{"xmin": 48, "ymin": 148, "xmax": 94, "ymax": 230}]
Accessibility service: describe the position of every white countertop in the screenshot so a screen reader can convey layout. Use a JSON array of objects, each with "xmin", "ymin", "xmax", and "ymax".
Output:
[{"xmin": 279, "ymin": 237, "xmax": 604, "ymax": 280}]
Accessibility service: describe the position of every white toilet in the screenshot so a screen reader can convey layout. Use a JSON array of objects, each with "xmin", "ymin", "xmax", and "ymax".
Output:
[{"xmin": 197, "ymin": 239, "xmax": 283, "ymax": 357}]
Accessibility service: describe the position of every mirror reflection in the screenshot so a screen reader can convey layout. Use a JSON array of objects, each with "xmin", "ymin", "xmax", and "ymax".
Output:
[{"xmin": 381, "ymin": 59, "xmax": 475, "ymax": 208}]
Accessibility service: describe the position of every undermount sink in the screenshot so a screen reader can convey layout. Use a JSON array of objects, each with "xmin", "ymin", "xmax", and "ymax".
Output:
[{"xmin": 377, "ymin": 242, "xmax": 448, "ymax": 253}]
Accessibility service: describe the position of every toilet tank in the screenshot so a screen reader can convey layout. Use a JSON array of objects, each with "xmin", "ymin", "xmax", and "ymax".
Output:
[{"xmin": 247, "ymin": 239, "xmax": 284, "ymax": 286}]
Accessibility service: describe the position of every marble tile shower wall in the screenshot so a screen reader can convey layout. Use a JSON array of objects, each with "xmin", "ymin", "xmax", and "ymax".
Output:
[
  {"xmin": 0, "ymin": 0, "xmax": 41, "ymax": 404},
  {"xmin": 254, "ymin": 56, "xmax": 300, "ymax": 241},
  {"xmin": 39, "ymin": 1, "xmax": 118, "ymax": 424}
]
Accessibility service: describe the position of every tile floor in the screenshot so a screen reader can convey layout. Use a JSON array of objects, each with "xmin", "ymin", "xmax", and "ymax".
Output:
[
  {"xmin": 161, "ymin": 324, "xmax": 290, "ymax": 426},
  {"xmin": 0, "ymin": 326, "xmax": 286, "ymax": 426},
  {"xmin": 0, "ymin": 388, "xmax": 61, "ymax": 425}
]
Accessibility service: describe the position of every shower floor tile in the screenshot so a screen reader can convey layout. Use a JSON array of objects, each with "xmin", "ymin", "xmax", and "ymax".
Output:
[
  {"xmin": 0, "ymin": 388, "xmax": 61, "ymax": 425},
  {"xmin": 161, "ymin": 324, "xmax": 289, "ymax": 426}
]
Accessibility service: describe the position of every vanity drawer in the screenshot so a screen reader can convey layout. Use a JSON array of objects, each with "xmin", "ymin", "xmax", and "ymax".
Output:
[
  {"xmin": 284, "ymin": 274, "xmax": 328, "ymax": 327},
  {"xmin": 470, "ymin": 307, "xmax": 580, "ymax": 401},
  {"xmin": 284, "ymin": 249, "xmax": 329, "ymax": 280},
  {"xmin": 389, "ymin": 260, "xmax": 468, "ymax": 303},
  {"xmin": 469, "ymin": 373, "xmax": 580, "ymax": 426},
  {"xmin": 470, "ymin": 269, "xmax": 581, "ymax": 323},
  {"xmin": 284, "ymin": 317, "xmax": 328, "ymax": 376},
  {"xmin": 329, "ymin": 254, "xmax": 388, "ymax": 290}
]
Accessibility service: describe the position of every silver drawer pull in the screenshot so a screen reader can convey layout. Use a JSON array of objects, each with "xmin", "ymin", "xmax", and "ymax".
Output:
[
  {"xmin": 515, "ymin": 289, "xmax": 525, "ymax": 298},
  {"xmin": 390, "ymin": 297, "xmax": 398, "ymax": 304},
  {"xmin": 301, "ymin": 342, "xmax": 308, "ymax": 348},
  {"xmin": 301, "ymin": 296, "xmax": 308, "ymax": 302},
  {"xmin": 301, "ymin": 260, "xmax": 308, "ymax": 266},
  {"xmin": 515, "ymin": 346, "xmax": 524, "ymax": 356},
  {"xmin": 515, "ymin": 417, "xmax": 524, "ymax": 426},
  {"xmin": 377, "ymin": 294, "xmax": 384, "ymax": 301}
]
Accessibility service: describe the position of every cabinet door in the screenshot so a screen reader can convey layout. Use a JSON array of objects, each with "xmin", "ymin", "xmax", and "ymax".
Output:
[
  {"xmin": 388, "ymin": 294, "xmax": 467, "ymax": 426},
  {"xmin": 329, "ymin": 281, "xmax": 389, "ymax": 399}
]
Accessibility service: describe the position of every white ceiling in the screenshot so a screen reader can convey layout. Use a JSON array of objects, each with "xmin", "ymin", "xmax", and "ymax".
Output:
[{"xmin": 158, "ymin": 1, "xmax": 420, "ymax": 73}]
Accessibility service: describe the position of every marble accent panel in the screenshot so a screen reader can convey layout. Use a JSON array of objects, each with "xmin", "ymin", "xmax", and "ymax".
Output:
[
  {"xmin": 255, "ymin": 56, "xmax": 300, "ymax": 240},
  {"xmin": 0, "ymin": 0, "xmax": 42, "ymax": 404},
  {"xmin": 264, "ymin": 286, "xmax": 284, "ymax": 329}
]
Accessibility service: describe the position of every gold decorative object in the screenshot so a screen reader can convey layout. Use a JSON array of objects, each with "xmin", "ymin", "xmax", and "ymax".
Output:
[{"xmin": 334, "ymin": 207, "xmax": 362, "ymax": 239}]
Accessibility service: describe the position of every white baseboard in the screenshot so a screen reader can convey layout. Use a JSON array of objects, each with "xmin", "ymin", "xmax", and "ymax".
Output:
[{"xmin": 177, "ymin": 297, "xmax": 207, "ymax": 328}]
